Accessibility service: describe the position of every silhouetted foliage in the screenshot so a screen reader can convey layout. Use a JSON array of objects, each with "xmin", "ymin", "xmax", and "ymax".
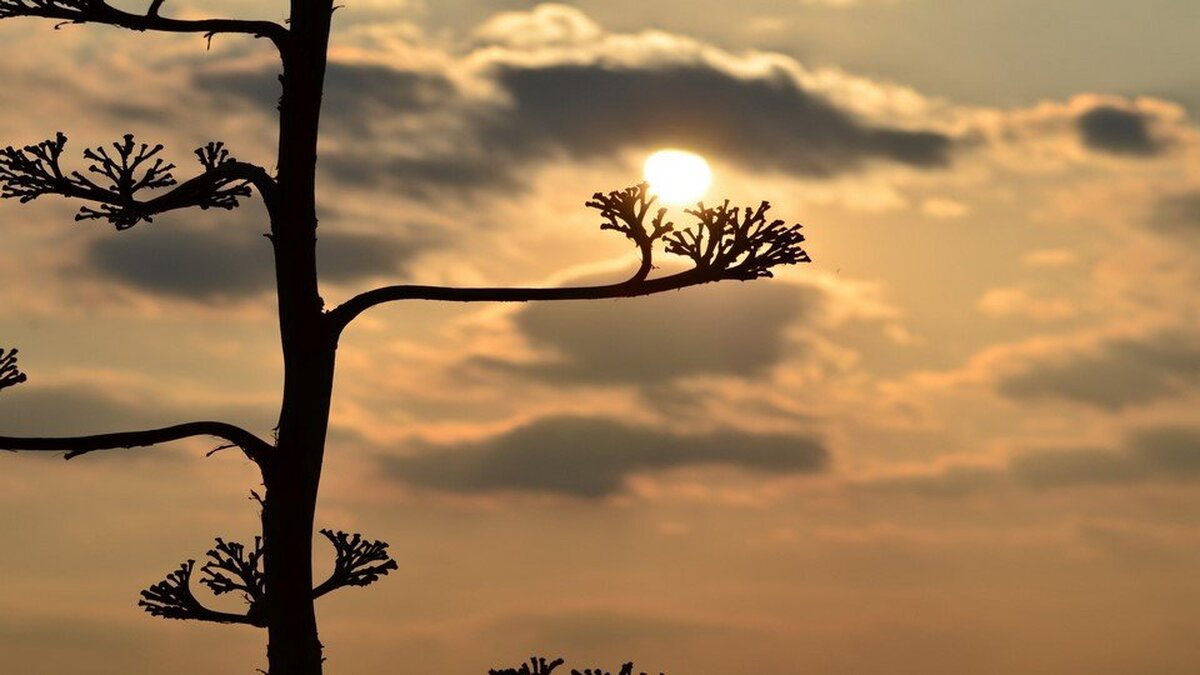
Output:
[
  {"xmin": 0, "ymin": 1, "xmax": 811, "ymax": 672},
  {"xmin": 489, "ymin": 657, "xmax": 662, "ymax": 675},
  {"xmin": 0, "ymin": 133, "xmax": 253, "ymax": 229},
  {"xmin": 313, "ymin": 529, "xmax": 400, "ymax": 597},
  {"xmin": 0, "ymin": 347, "xmax": 25, "ymax": 391},
  {"xmin": 665, "ymin": 199, "xmax": 810, "ymax": 280}
]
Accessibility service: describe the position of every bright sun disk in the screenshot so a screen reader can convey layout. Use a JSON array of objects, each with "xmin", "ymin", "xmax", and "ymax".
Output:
[{"xmin": 643, "ymin": 149, "xmax": 713, "ymax": 206}]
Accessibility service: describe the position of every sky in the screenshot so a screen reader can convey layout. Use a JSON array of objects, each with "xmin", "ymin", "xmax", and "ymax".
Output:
[{"xmin": 2, "ymin": 1, "xmax": 1200, "ymax": 673}]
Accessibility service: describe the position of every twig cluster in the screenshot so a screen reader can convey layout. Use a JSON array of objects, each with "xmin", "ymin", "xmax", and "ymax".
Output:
[
  {"xmin": 199, "ymin": 536, "xmax": 267, "ymax": 607},
  {"xmin": 0, "ymin": 347, "xmax": 25, "ymax": 391},
  {"xmin": 586, "ymin": 184, "xmax": 674, "ymax": 280},
  {"xmin": 139, "ymin": 537, "xmax": 268, "ymax": 627},
  {"xmin": 490, "ymin": 657, "xmax": 662, "ymax": 675},
  {"xmin": 665, "ymin": 199, "xmax": 811, "ymax": 280},
  {"xmin": 0, "ymin": 133, "xmax": 253, "ymax": 230},
  {"xmin": 313, "ymin": 530, "xmax": 399, "ymax": 597}
]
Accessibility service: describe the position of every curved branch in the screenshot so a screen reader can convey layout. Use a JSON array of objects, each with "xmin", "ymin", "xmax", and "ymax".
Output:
[
  {"xmin": 0, "ymin": 0, "xmax": 288, "ymax": 50},
  {"xmin": 140, "ymin": 560, "xmax": 266, "ymax": 627},
  {"xmin": 0, "ymin": 421, "xmax": 272, "ymax": 461},
  {"xmin": 329, "ymin": 269, "xmax": 717, "ymax": 336}
]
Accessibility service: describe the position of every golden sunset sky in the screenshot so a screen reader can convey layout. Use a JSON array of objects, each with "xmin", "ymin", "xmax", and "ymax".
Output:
[{"xmin": 2, "ymin": 1, "xmax": 1200, "ymax": 673}]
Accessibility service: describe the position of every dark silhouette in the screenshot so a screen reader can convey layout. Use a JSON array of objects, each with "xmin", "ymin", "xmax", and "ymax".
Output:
[
  {"xmin": 0, "ymin": 2, "xmax": 811, "ymax": 673},
  {"xmin": 490, "ymin": 656, "xmax": 662, "ymax": 675}
]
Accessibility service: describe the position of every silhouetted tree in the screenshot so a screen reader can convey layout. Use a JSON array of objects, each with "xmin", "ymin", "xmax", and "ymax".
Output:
[{"xmin": 0, "ymin": 2, "xmax": 810, "ymax": 673}]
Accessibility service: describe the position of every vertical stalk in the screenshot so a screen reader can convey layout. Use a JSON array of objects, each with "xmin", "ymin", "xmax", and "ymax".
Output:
[{"xmin": 261, "ymin": 0, "xmax": 335, "ymax": 672}]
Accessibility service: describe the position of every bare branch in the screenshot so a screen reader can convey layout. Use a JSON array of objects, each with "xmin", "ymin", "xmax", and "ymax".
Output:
[
  {"xmin": 328, "ymin": 184, "xmax": 810, "ymax": 335},
  {"xmin": 139, "ymin": 560, "xmax": 266, "ymax": 627},
  {"xmin": 0, "ymin": 133, "xmax": 274, "ymax": 230},
  {"xmin": 0, "ymin": 0, "xmax": 287, "ymax": 49},
  {"xmin": 312, "ymin": 530, "xmax": 399, "ymax": 599},
  {"xmin": 0, "ymin": 347, "xmax": 26, "ymax": 391},
  {"xmin": 0, "ymin": 421, "xmax": 272, "ymax": 461}
]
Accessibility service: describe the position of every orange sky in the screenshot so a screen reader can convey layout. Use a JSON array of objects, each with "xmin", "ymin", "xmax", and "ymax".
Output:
[{"xmin": 2, "ymin": 2, "xmax": 1200, "ymax": 674}]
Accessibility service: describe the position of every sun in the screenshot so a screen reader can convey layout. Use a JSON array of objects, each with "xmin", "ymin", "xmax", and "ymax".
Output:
[{"xmin": 643, "ymin": 149, "xmax": 713, "ymax": 206}]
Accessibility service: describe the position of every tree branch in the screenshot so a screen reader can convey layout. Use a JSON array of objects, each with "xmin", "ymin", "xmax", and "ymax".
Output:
[
  {"xmin": 329, "ymin": 269, "xmax": 717, "ymax": 335},
  {"xmin": 0, "ymin": 421, "xmax": 272, "ymax": 461},
  {"xmin": 140, "ymin": 560, "xmax": 266, "ymax": 627},
  {"xmin": 0, "ymin": 134, "xmax": 275, "ymax": 230},
  {"xmin": 0, "ymin": 0, "xmax": 288, "ymax": 49},
  {"xmin": 328, "ymin": 183, "xmax": 811, "ymax": 335}
]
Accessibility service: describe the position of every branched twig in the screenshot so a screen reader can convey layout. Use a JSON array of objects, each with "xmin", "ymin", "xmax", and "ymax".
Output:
[
  {"xmin": 0, "ymin": 133, "xmax": 264, "ymax": 230},
  {"xmin": 489, "ymin": 657, "xmax": 566, "ymax": 675},
  {"xmin": 0, "ymin": 347, "xmax": 26, "ymax": 391},
  {"xmin": 199, "ymin": 536, "xmax": 267, "ymax": 624},
  {"xmin": 585, "ymin": 183, "xmax": 673, "ymax": 280},
  {"xmin": 139, "ymin": 559, "xmax": 264, "ymax": 626},
  {"xmin": 665, "ymin": 200, "xmax": 810, "ymax": 280},
  {"xmin": 312, "ymin": 530, "xmax": 399, "ymax": 598}
]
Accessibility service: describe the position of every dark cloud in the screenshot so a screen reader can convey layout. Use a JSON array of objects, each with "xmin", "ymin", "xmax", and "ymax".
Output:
[
  {"xmin": 86, "ymin": 220, "xmax": 421, "ymax": 301},
  {"xmin": 1149, "ymin": 191, "xmax": 1200, "ymax": 236},
  {"xmin": 382, "ymin": 416, "xmax": 828, "ymax": 498},
  {"xmin": 1008, "ymin": 447, "xmax": 1142, "ymax": 487},
  {"xmin": 1127, "ymin": 426, "xmax": 1200, "ymax": 476},
  {"xmin": 483, "ymin": 63, "xmax": 953, "ymax": 176},
  {"xmin": 1076, "ymin": 106, "xmax": 1162, "ymax": 156},
  {"xmin": 491, "ymin": 281, "xmax": 819, "ymax": 385},
  {"xmin": 866, "ymin": 426, "xmax": 1200, "ymax": 497},
  {"xmin": 199, "ymin": 54, "xmax": 954, "ymax": 196},
  {"xmin": 194, "ymin": 62, "xmax": 453, "ymax": 136},
  {"xmin": 996, "ymin": 331, "xmax": 1200, "ymax": 409}
]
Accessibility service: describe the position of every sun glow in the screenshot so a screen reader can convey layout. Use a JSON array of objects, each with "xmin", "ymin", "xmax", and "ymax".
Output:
[{"xmin": 643, "ymin": 149, "xmax": 713, "ymax": 206}]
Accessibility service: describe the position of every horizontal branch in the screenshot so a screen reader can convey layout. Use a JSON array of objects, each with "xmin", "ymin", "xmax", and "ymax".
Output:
[
  {"xmin": 328, "ymin": 269, "xmax": 716, "ymax": 335},
  {"xmin": 1, "ymin": 134, "xmax": 275, "ymax": 230},
  {"xmin": 0, "ymin": 421, "xmax": 272, "ymax": 461},
  {"xmin": 0, "ymin": 0, "xmax": 288, "ymax": 49}
]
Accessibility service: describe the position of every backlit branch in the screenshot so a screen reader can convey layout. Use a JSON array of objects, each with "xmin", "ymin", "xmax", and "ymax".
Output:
[
  {"xmin": 665, "ymin": 200, "xmax": 811, "ymax": 280},
  {"xmin": 0, "ymin": 0, "xmax": 287, "ymax": 49},
  {"xmin": 139, "ymin": 560, "xmax": 265, "ymax": 627},
  {"xmin": 329, "ymin": 184, "xmax": 809, "ymax": 334},
  {"xmin": 0, "ymin": 421, "xmax": 272, "ymax": 461},
  {"xmin": 312, "ymin": 530, "xmax": 399, "ymax": 599},
  {"xmin": 0, "ymin": 347, "xmax": 25, "ymax": 391},
  {"xmin": 585, "ymin": 183, "xmax": 673, "ymax": 280},
  {"xmin": 0, "ymin": 133, "xmax": 273, "ymax": 230}
]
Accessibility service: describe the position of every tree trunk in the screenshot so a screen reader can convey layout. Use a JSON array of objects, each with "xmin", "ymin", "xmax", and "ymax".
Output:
[{"xmin": 261, "ymin": 1, "xmax": 335, "ymax": 672}]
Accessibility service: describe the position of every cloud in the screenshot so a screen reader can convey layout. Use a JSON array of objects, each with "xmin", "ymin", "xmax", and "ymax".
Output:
[
  {"xmin": 194, "ymin": 7, "xmax": 955, "ymax": 197},
  {"xmin": 86, "ymin": 219, "xmax": 422, "ymax": 301},
  {"xmin": 1076, "ymin": 105, "xmax": 1162, "ymax": 156},
  {"xmin": 995, "ymin": 331, "xmax": 1200, "ymax": 409},
  {"xmin": 479, "ymin": 62, "xmax": 952, "ymax": 177},
  {"xmin": 865, "ymin": 426, "xmax": 1200, "ymax": 497},
  {"xmin": 489, "ymin": 280, "xmax": 820, "ymax": 385},
  {"xmin": 382, "ymin": 415, "xmax": 828, "ymax": 498},
  {"xmin": 1149, "ymin": 191, "xmax": 1200, "ymax": 237},
  {"xmin": 195, "ymin": 61, "xmax": 454, "ymax": 138}
]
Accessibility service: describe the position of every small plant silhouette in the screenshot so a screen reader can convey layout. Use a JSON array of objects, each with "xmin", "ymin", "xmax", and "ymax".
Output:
[
  {"xmin": 489, "ymin": 657, "xmax": 663, "ymax": 675},
  {"xmin": 0, "ymin": 2, "xmax": 810, "ymax": 673}
]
